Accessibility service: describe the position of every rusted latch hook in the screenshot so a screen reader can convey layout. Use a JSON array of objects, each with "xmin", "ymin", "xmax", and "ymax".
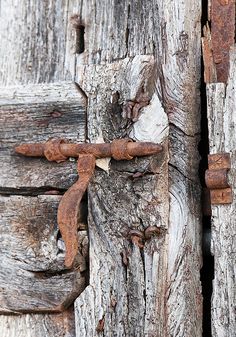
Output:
[{"xmin": 15, "ymin": 138, "xmax": 162, "ymax": 268}]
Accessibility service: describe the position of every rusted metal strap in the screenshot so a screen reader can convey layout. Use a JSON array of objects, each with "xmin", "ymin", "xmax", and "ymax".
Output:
[
  {"xmin": 203, "ymin": 0, "xmax": 235, "ymax": 83},
  {"xmin": 211, "ymin": 0, "xmax": 235, "ymax": 83}
]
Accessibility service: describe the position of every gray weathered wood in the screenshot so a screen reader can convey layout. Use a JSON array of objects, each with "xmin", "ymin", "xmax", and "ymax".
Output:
[
  {"xmin": 207, "ymin": 47, "xmax": 236, "ymax": 337},
  {"xmin": 0, "ymin": 0, "xmax": 87, "ymax": 335},
  {"xmin": 0, "ymin": 310, "xmax": 75, "ymax": 337},
  {"xmin": 0, "ymin": 0, "xmax": 75, "ymax": 85},
  {"xmin": 0, "ymin": 0, "xmax": 202, "ymax": 336},
  {"xmin": 74, "ymin": 1, "xmax": 202, "ymax": 336},
  {"xmin": 0, "ymin": 82, "xmax": 86, "ymax": 190},
  {"xmin": 0, "ymin": 195, "xmax": 87, "ymax": 313}
]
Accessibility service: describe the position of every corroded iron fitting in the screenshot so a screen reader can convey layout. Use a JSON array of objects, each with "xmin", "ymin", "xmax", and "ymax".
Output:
[
  {"xmin": 15, "ymin": 138, "xmax": 163, "ymax": 268},
  {"xmin": 205, "ymin": 153, "xmax": 233, "ymax": 205}
]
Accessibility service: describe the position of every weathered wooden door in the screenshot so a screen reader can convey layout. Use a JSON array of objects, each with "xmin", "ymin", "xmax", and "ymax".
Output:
[{"xmin": 0, "ymin": 1, "xmax": 204, "ymax": 336}]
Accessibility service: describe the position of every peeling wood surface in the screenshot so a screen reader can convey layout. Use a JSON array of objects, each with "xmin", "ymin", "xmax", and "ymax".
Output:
[
  {"xmin": 0, "ymin": 195, "xmax": 87, "ymax": 313},
  {"xmin": 0, "ymin": 82, "xmax": 86, "ymax": 190},
  {"xmin": 74, "ymin": 1, "xmax": 202, "ymax": 336},
  {"xmin": 206, "ymin": 47, "xmax": 236, "ymax": 337}
]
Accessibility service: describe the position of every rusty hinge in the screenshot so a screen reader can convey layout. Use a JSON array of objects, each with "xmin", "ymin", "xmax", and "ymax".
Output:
[
  {"xmin": 205, "ymin": 153, "xmax": 233, "ymax": 205},
  {"xmin": 15, "ymin": 138, "xmax": 162, "ymax": 268}
]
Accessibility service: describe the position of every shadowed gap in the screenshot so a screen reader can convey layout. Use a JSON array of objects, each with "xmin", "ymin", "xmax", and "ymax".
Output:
[{"xmin": 199, "ymin": 1, "xmax": 214, "ymax": 336}]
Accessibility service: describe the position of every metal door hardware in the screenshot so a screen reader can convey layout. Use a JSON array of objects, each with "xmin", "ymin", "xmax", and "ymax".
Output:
[
  {"xmin": 15, "ymin": 138, "xmax": 162, "ymax": 268},
  {"xmin": 205, "ymin": 153, "xmax": 233, "ymax": 205}
]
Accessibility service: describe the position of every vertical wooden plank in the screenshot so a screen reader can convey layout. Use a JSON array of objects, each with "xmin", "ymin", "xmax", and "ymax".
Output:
[
  {"xmin": 207, "ymin": 47, "xmax": 236, "ymax": 337},
  {"xmin": 74, "ymin": 1, "xmax": 202, "ymax": 336}
]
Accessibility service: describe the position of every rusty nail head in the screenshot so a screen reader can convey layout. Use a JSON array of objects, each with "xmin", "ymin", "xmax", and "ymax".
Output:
[
  {"xmin": 144, "ymin": 226, "xmax": 161, "ymax": 239},
  {"xmin": 128, "ymin": 229, "xmax": 144, "ymax": 248}
]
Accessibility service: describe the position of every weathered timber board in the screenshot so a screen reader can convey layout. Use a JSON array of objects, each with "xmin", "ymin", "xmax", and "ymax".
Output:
[
  {"xmin": 206, "ymin": 47, "xmax": 236, "ymax": 337},
  {"xmin": 0, "ymin": 0, "xmax": 77, "ymax": 85},
  {"xmin": 0, "ymin": 310, "xmax": 75, "ymax": 337},
  {"xmin": 0, "ymin": 195, "xmax": 87, "ymax": 313},
  {"xmin": 0, "ymin": 82, "xmax": 86, "ymax": 190},
  {"xmin": 75, "ymin": 56, "xmax": 169, "ymax": 336},
  {"xmin": 0, "ymin": 0, "xmax": 86, "ymax": 334},
  {"xmin": 73, "ymin": 0, "xmax": 202, "ymax": 335}
]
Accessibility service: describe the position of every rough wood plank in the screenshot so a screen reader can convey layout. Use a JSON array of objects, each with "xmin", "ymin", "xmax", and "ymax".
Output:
[
  {"xmin": 206, "ymin": 47, "xmax": 236, "ymax": 337},
  {"xmin": 75, "ymin": 56, "xmax": 169, "ymax": 337},
  {"xmin": 0, "ymin": 0, "xmax": 84, "ymax": 334},
  {"xmin": 0, "ymin": 195, "xmax": 87, "ymax": 313},
  {"xmin": 0, "ymin": 82, "xmax": 86, "ymax": 190},
  {"xmin": 0, "ymin": 0, "xmax": 77, "ymax": 85},
  {"xmin": 0, "ymin": 310, "xmax": 75, "ymax": 337},
  {"xmin": 74, "ymin": 1, "xmax": 202, "ymax": 336}
]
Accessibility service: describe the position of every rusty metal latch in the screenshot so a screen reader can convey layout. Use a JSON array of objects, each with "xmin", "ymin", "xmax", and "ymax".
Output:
[
  {"xmin": 205, "ymin": 153, "xmax": 233, "ymax": 205},
  {"xmin": 15, "ymin": 138, "xmax": 162, "ymax": 268}
]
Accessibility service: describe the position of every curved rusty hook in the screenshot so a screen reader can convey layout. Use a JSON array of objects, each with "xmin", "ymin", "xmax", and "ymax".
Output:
[{"xmin": 57, "ymin": 154, "xmax": 95, "ymax": 268}]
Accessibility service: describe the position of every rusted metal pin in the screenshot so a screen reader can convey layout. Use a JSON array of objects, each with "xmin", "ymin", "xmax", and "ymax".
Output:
[
  {"xmin": 15, "ymin": 139, "xmax": 162, "ymax": 162},
  {"xmin": 15, "ymin": 138, "xmax": 163, "ymax": 268}
]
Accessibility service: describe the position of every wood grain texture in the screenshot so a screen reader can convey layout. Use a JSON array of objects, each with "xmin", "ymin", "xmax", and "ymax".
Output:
[
  {"xmin": 0, "ymin": 82, "xmax": 86, "ymax": 191},
  {"xmin": 0, "ymin": 195, "xmax": 87, "ymax": 313},
  {"xmin": 0, "ymin": 0, "xmax": 86, "ymax": 334},
  {"xmin": 0, "ymin": 310, "xmax": 75, "ymax": 337},
  {"xmin": 206, "ymin": 47, "xmax": 236, "ymax": 337},
  {"xmin": 0, "ymin": 0, "xmax": 202, "ymax": 335},
  {"xmin": 0, "ymin": 0, "xmax": 75, "ymax": 85},
  {"xmin": 74, "ymin": 1, "xmax": 202, "ymax": 336}
]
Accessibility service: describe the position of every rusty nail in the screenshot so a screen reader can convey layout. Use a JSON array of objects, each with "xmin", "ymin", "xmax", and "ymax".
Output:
[
  {"xmin": 128, "ymin": 229, "xmax": 144, "ymax": 248},
  {"xmin": 144, "ymin": 226, "xmax": 161, "ymax": 239}
]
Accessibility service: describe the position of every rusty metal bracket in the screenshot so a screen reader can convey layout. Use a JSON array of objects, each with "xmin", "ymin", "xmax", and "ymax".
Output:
[
  {"xmin": 205, "ymin": 153, "xmax": 233, "ymax": 205},
  {"xmin": 15, "ymin": 138, "xmax": 162, "ymax": 268},
  {"xmin": 202, "ymin": 0, "xmax": 235, "ymax": 83}
]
